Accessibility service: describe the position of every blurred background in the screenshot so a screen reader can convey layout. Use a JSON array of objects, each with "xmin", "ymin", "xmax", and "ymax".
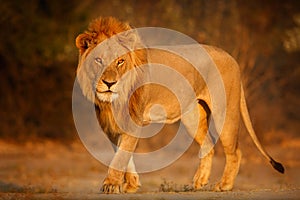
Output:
[{"xmin": 0, "ymin": 0, "xmax": 299, "ymax": 143}]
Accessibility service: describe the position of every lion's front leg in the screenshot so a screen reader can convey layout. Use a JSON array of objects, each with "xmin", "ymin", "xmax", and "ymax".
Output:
[
  {"xmin": 123, "ymin": 157, "xmax": 141, "ymax": 193},
  {"xmin": 101, "ymin": 134, "xmax": 139, "ymax": 194}
]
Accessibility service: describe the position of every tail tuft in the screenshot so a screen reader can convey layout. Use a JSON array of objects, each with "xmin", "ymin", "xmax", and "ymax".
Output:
[{"xmin": 270, "ymin": 158, "xmax": 285, "ymax": 174}]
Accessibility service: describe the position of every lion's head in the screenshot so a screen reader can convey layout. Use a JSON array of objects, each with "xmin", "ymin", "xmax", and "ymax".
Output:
[{"xmin": 75, "ymin": 17, "xmax": 147, "ymax": 104}]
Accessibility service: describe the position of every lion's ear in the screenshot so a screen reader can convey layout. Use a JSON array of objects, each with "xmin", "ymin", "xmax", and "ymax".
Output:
[
  {"xmin": 75, "ymin": 33, "xmax": 92, "ymax": 55},
  {"xmin": 118, "ymin": 30, "xmax": 142, "ymax": 51}
]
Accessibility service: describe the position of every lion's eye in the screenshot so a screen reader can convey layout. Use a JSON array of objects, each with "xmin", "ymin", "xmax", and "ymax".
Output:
[
  {"xmin": 95, "ymin": 57, "xmax": 103, "ymax": 65},
  {"xmin": 117, "ymin": 59, "xmax": 125, "ymax": 66}
]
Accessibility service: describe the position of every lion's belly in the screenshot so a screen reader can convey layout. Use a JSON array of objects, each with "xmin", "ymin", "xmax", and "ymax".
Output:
[
  {"xmin": 143, "ymin": 103, "xmax": 182, "ymax": 124},
  {"xmin": 142, "ymin": 84, "xmax": 199, "ymax": 124}
]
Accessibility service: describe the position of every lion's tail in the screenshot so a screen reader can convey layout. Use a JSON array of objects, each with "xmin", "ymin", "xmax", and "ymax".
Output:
[{"xmin": 240, "ymin": 85, "xmax": 284, "ymax": 174}]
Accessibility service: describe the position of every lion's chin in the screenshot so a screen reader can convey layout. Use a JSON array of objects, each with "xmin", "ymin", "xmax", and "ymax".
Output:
[{"xmin": 96, "ymin": 92, "xmax": 119, "ymax": 102}]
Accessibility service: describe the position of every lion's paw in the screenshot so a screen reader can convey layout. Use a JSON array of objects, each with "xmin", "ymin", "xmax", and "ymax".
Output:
[
  {"xmin": 101, "ymin": 184, "xmax": 123, "ymax": 194},
  {"xmin": 193, "ymin": 182, "xmax": 208, "ymax": 191},
  {"xmin": 123, "ymin": 172, "xmax": 141, "ymax": 193},
  {"xmin": 213, "ymin": 182, "xmax": 233, "ymax": 192},
  {"xmin": 193, "ymin": 172, "xmax": 209, "ymax": 191},
  {"xmin": 101, "ymin": 178, "xmax": 123, "ymax": 194}
]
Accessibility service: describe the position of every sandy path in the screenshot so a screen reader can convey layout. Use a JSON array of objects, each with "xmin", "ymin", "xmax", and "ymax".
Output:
[
  {"xmin": 1, "ymin": 190, "xmax": 300, "ymax": 200},
  {"xmin": 0, "ymin": 138, "xmax": 299, "ymax": 199}
]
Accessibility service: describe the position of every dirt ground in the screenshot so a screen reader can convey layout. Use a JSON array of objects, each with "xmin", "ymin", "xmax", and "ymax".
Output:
[{"xmin": 0, "ymin": 133, "xmax": 299, "ymax": 200}]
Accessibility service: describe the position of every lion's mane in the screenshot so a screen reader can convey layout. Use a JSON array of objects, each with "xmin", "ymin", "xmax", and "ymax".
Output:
[{"xmin": 75, "ymin": 17, "xmax": 148, "ymax": 143}]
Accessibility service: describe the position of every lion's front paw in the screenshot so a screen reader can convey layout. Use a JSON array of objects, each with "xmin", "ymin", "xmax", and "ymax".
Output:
[
  {"xmin": 101, "ymin": 183, "xmax": 123, "ymax": 194},
  {"xmin": 101, "ymin": 178, "xmax": 123, "ymax": 194},
  {"xmin": 123, "ymin": 172, "xmax": 141, "ymax": 193}
]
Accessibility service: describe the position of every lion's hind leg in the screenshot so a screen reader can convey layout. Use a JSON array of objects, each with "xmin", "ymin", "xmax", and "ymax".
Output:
[
  {"xmin": 193, "ymin": 149, "xmax": 214, "ymax": 190},
  {"xmin": 214, "ymin": 110, "xmax": 242, "ymax": 191},
  {"xmin": 214, "ymin": 146, "xmax": 242, "ymax": 191},
  {"xmin": 182, "ymin": 101, "xmax": 214, "ymax": 190}
]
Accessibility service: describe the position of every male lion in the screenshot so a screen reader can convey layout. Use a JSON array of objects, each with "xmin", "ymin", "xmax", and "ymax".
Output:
[{"xmin": 75, "ymin": 17, "xmax": 284, "ymax": 194}]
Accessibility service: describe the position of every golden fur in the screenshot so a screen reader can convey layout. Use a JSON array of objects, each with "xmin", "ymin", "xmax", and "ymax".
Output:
[{"xmin": 75, "ymin": 17, "xmax": 284, "ymax": 194}]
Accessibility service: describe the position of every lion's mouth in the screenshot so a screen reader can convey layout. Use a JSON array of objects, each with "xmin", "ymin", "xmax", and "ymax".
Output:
[
  {"xmin": 96, "ymin": 90, "xmax": 119, "ymax": 102},
  {"xmin": 96, "ymin": 88, "xmax": 117, "ymax": 94},
  {"xmin": 99, "ymin": 90, "xmax": 116, "ymax": 94}
]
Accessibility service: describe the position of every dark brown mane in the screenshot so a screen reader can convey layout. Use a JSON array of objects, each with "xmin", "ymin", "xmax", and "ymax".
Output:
[
  {"xmin": 88, "ymin": 17, "xmax": 131, "ymax": 39},
  {"xmin": 75, "ymin": 17, "xmax": 132, "ymax": 55}
]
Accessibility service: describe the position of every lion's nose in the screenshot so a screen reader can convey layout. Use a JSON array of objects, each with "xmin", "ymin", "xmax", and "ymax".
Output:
[{"xmin": 102, "ymin": 80, "xmax": 117, "ymax": 89}]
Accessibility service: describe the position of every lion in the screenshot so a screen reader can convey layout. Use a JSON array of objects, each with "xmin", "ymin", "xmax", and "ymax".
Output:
[{"xmin": 75, "ymin": 17, "xmax": 284, "ymax": 194}]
